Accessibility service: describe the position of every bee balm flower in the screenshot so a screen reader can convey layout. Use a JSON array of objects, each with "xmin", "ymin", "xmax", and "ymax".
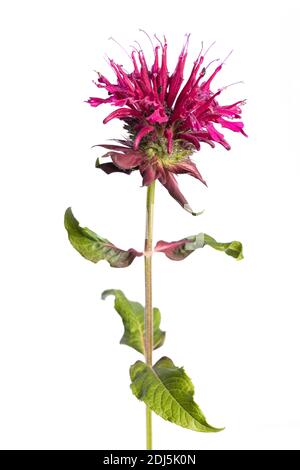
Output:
[{"xmin": 88, "ymin": 34, "xmax": 247, "ymax": 214}]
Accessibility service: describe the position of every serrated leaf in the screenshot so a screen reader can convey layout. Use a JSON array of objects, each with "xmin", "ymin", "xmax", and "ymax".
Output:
[
  {"xmin": 155, "ymin": 233, "xmax": 243, "ymax": 261},
  {"xmin": 64, "ymin": 208, "xmax": 142, "ymax": 267},
  {"xmin": 102, "ymin": 289, "xmax": 165, "ymax": 354},
  {"xmin": 130, "ymin": 356, "xmax": 223, "ymax": 432}
]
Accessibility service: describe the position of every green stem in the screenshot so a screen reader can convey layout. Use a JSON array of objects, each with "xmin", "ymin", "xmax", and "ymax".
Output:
[{"xmin": 144, "ymin": 181, "xmax": 155, "ymax": 450}]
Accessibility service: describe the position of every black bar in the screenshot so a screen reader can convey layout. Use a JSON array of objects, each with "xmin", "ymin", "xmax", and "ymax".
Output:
[{"xmin": 0, "ymin": 449, "xmax": 295, "ymax": 467}]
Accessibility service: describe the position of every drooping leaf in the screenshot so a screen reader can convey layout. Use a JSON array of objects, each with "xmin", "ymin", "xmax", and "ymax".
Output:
[
  {"xmin": 64, "ymin": 208, "xmax": 142, "ymax": 267},
  {"xmin": 155, "ymin": 233, "xmax": 243, "ymax": 261},
  {"xmin": 130, "ymin": 356, "xmax": 223, "ymax": 432},
  {"xmin": 203, "ymin": 234, "xmax": 243, "ymax": 260},
  {"xmin": 101, "ymin": 289, "xmax": 165, "ymax": 354}
]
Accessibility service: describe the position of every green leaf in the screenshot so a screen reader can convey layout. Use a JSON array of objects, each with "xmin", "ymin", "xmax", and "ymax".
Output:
[
  {"xmin": 203, "ymin": 234, "xmax": 243, "ymax": 260},
  {"xmin": 64, "ymin": 208, "xmax": 142, "ymax": 267},
  {"xmin": 102, "ymin": 289, "xmax": 165, "ymax": 354},
  {"xmin": 155, "ymin": 233, "xmax": 243, "ymax": 261},
  {"xmin": 130, "ymin": 356, "xmax": 223, "ymax": 432}
]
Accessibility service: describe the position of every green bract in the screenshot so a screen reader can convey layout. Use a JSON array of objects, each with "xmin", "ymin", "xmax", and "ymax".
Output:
[{"xmin": 144, "ymin": 138, "xmax": 193, "ymax": 166}]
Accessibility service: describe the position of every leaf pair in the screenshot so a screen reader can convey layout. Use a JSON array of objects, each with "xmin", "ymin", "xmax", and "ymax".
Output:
[
  {"xmin": 102, "ymin": 289, "xmax": 222, "ymax": 433},
  {"xmin": 64, "ymin": 208, "xmax": 243, "ymax": 266}
]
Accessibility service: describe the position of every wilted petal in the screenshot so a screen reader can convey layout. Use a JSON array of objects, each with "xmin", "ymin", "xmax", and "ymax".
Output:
[
  {"xmin": 111, "ymin": 139, "xmax": 133, "ymax": 147},
  {"xmin": 111, "ymin": 152, "xmax": 143, "ymax": 170},
  {"xmin": 94, "ymin": 144, "xmax": 134, "ymax": 152},
  {"xmin": 140, "ymin": 162, "xmax": 158, "ymax": 186},
  {"xmin": 171, "ymin": 159, "xmax": 207, "ymax": 186},
  {"xmin": 159, "ymin": 171, "xmax": 202, "ymax": 215},
  {"xmin": 177, "ymin": 133, "xmax": 201, "ymax": 150},
  {"xmin": 95, "ymin": 160, "xmax": 132, "ymax": 175}
]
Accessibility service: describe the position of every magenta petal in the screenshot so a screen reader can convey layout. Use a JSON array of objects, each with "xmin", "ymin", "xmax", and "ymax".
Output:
[
  {"xmin": 95, "ymin": 72, "xmax": 111, "ymax": 87},
  {"xmin": 202, "ymin": 64, "xmax": 222, "ymax": 91},
  {"xmin": 171, "ymin": 54, "xmax": 204, "ymax": 120},
  {"xmin": 177, "ymin": 133, "xmax": 201, "ymax": 150},
  {"xmin": 147, "ymin": 107, "xmax": 168, "ymax": 124},
  {"xmin": 138, "ymin": 51, "xmax": 152, "ymax": 93},
  {"xmin": 133, "ymin": 125, "xmax": 154, "ymax": 150},
  {"xmin": 165, "ymin": 127, "xmax": 173, "ymax": 153},
  {"xmin": 110, "ymin": 98, "xmax": 129, "ymax": 107},
  {"xmin": 218, "ymin": 118, "xmax": 248, "ymax": 136},
  {"xmin": 86, "ymin": 97, "xmax": 112, "ymax": 107},
  {"xmin": 207, "ymin": 123, "xmax": 224, "ymax": 141},
  {"xmin": 103, "ymin": 108, "xmax": 141, "ymax": 124},
  {"xmin": 157, "ymin": 41, "xmax": 168, "ymax": 102},
  {"xmin": 152, "ymin": 46, "xmax": 160, "ymax": 74},
  {"xmin": 166, "ymin": 36, "xmax": 189, "ymax": 107},
  {"xmin": 206, "ymin": 123, "xmax": 231, "ymax": 150}
]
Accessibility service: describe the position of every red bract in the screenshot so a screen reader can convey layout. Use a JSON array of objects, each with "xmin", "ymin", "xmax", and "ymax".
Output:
[{"xmin": 88, "ymin": 34, "xmax": 247, "ymax": 214}]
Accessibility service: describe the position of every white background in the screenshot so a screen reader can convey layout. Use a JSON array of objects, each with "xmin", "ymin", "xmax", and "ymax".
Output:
[{"xmin": 0, "ymin": 0, "xmax": 299, "ymax": 450}]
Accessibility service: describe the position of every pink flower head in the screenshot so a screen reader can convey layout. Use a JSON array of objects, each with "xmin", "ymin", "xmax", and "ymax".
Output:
[{"xmin": 88, "ymin": 34, "xmax": 247, "ymax": 214}]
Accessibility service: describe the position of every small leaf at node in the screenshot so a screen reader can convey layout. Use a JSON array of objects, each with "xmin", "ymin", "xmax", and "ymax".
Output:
[{"xmin": 102, "ymin": 289, "xmax": 165, "ymax": 353}]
